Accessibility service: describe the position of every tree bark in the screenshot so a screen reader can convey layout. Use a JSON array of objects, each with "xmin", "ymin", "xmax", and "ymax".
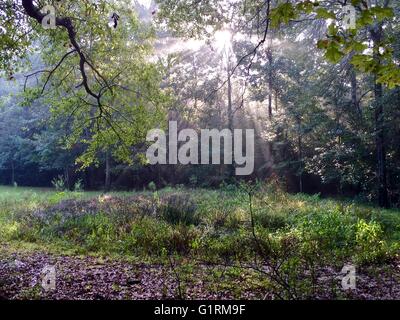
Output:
[
  {"xmin": 226, "ymin": 59, "xmax": 235, "ymax": 178},
  {"xmin": 374, "ymin": 80, "xmax": 389, "ymax": 207},
  {"xmin": 11, "ymin": 161, "xmax": 15, "ymax": 186},
  {"xmin": 268, "ymin": 93, "xmax": 273, "ymax": 120},
  {"xmin": 297, "ymin": 118, "xmax": 303, "ymax": 193},
  {"xmin": 64, "ymin": 167, "xmax": 70, "ymax": 190},
  {"xmin": 227, "ymin": 67, "xmax": 234, "ymax": 132},
  {"xmin": 370, "ymin": 24, "xmax": 389, "ymax": 208},
  {"xmin": 350, "ymin": 66, "xmax": 361, "ymax": 116},
  {"xmin": 267, "ymin": 47, "xmax": 273, "ymax": 120}
]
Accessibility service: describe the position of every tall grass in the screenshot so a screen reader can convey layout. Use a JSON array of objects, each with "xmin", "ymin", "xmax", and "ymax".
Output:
[{"xmin": 0, "ymin": 185, "xmax": 399, "ymax": 263}]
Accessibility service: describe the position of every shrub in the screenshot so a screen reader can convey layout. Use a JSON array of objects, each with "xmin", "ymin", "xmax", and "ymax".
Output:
[
  {"xmin": 203, "ymin": 228, "xmax": 251, "ymax": 262},
  {"xmin": 189, "ymin": 175, "xmax": 198, "ymax": 187},
  {"xmin": 0, "ymin": 220, "xmax": 20, "ymax": 240},
  {"xmin": 37, "ymin": 213, "xmax": 118, "ymax": 252},
  {"xmin": 206, "ymin": 208, "xmax": 228, "ymax": 229},
  {"xmin": 84, "ymin": 214, "xmax": 117, "ymax": 251},
  {"xmin": 224, "ymin": 208, "xmax": 247, "ymax": 230},
  {"xmin": 127, "ymin": 217, "xmax": 172, "ymax": 255},
  {"xmin": 160, "ymin": 193, "xmax": 199, "ymax": 226},
  {"xmin": 52, "ymin": 175, "xmax": 67, "ymax": 192},
  {"xmin": 372, "ymin": 211, "xmax": 400, "ymax": 237},
  {"xmin": 297, "ymin": 209, "xmax": 357, "ymax": 255},
  {"xmin": 148, "ymin": 181, "xmax": 157, "ymax": 192},
  {"xmin": 73, "ymin": 179, "xmax": 84, "ymax": 192},
  {"xmin": 220, "ymin": 182, "xmax": 238, "ymax": 193},
  {"xmin": 355, "ymin": 219, "xmax": 386, "ymax": 263},
  {"xmin": 255, "ymin": 209, "xmax": 288, "ymax": 231},
  {"xmin": 168, "ymin": 224, "xmax": 200, "ymax": 254}
]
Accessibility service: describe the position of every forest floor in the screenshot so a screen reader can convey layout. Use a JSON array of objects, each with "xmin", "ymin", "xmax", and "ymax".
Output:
[
  {"xmin": 1, "ymin": 186, "xmax": 400, "ymax": 300},
  {"xmin": 1, "ymin": 243, "xmax": 400, "ymax": 300}
]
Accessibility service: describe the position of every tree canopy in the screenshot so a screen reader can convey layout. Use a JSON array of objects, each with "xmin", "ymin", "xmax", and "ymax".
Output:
[{"xmin": 1, "ymin": 0, "xmax": 400, "ymax": 207}]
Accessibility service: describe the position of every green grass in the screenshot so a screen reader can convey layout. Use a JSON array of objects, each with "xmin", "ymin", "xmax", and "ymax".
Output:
[
  {"xmin": 0, "ymin": 185, "xmax": 137, "ymax": 203},
  {"xmin": 1, "ymin": 184, "xmax": 399, "ymax": 259},
  {"xmin": 1, "ymin": 184, "xmax": 399, "ymax": 298}
]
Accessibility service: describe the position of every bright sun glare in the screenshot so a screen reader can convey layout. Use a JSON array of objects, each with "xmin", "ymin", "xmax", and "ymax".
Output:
[
  {"xmin": 214, "ymin": 30, "xmax": 233, "ymax": 53},
  {"xmin": 136, "ymin": 0, "xmax": 152, "ymax": 9}
]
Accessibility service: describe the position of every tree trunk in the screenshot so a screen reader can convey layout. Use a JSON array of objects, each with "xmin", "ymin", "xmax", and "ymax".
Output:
[
  {"xmin": 226, "ymin": 61, "xmax": 235, "ymax": 178},
  {"xmin": 105, "ymin": 151, "xmax": 111, "ymax": 192},
  {"xmin": 64, "ymin": 167, "xmax": 70, "ymax": 190},
  {"xmin": 297, "ymin": 118, "xmax": 303, "ymax": 193},
  {"xmin": 350, "ymin": 66, "xmax": 361, "ymax": 115},
  {"xmin": 11, "ymin": 161, "xmax": 15, "ymax": 186},
  {"xmin": 267, "ymin": 47, "xmax": 273, "ymax": 120},
  {"xmin": 370, "ymin": 24, "xmax": 389, "ymax": 208},
  {"xmin": 374, "ymin": 81, "xmax": 389, "ymax": 207},
  {"xmin": 268, "ymin": 94, "xmax": 273, "ymax": 120},
  {"xmin": 227, "ymin": 71, "xmax": 233, "ymax": 131}
]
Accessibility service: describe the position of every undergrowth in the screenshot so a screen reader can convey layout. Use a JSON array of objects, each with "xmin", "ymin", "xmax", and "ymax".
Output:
[{"xmin": 1, "ymin": 184, "xmax": 399, "ymax": 298}]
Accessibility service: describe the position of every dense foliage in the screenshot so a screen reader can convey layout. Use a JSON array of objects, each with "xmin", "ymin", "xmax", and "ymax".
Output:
[
  {"xmin": 1, "ymin": 1, "xmax": 400, "ymax": 204},
  {"xmin": 0, "ymin": 184, "xmax": 399, "ymax": 298},
  {"xmin": 1, "ymin": 1, "xmax": 400, "ymax": 301}
]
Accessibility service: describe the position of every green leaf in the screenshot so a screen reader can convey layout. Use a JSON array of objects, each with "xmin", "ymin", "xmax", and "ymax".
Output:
[
  {"xmin": 316, "ymin": 8, "xmax": 336, "ymax": 20},
  {"xmin": 351, "ymin": 54, "xmax": 377, "ymax": 73},
  {"xmin": 376, "ymin": 65, "xmax": 400, "ymax": 89},
  {"xmin": 370, "ymin": 7, "xmax": 394, "ymax": 21},
  {"xmin": 344, "ymin": 41, "xmax": 368, "ymax": 53},
  {"xmin": 357, "ymin": 10, "xmax": 374, "ymax": 27},
  {"xmin": 270, "ymin": 3, "xmax": 297, "ymax": 28},
  {"xmin": 325, "ymin": 45, "xmax": 344, "ymax": 63},
  {"xmin": 296, "ymin": 1, "xmax": 314, "ymax": 14},
  {"xmin": 327, "ymin": 23, "xmax": 338, "ymax": 36}
]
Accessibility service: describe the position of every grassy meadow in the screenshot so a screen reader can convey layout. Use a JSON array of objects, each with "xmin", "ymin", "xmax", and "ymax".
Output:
[{"xmin": 1, "ymin": 184, "xmax": 399, "ymax": 299}]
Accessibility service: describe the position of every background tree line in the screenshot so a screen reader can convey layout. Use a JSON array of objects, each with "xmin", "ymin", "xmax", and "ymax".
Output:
[{"xmin": 0, "ymin": 0, "xmax": 400, "ymax": 207}]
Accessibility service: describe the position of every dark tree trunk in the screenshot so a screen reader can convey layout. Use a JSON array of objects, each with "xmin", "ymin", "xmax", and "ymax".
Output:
[
  {"xmin": 297, "ymin": 118, "xmax": 303, "ymax": 193},
  {"xmin": 227, "ymin": 68, "xmax": 234, "ymax": 131},
  {"xmin": 11, "ymin": 161, "xmax": 15, "ymax": 186},
  {"xmin": 267, "ymin": 47, "xmax": 273, "ymax": 120},
  {"xmin": 374, "ymin": 81, "xmax": 389, "ymax": 207},
  {"xmin": 64, "ymin": 167, "xmax": 70, "ymax": 190},
  {"xmin": 350, "ymin": 66, "xmax": 361, "ymax": 115},
  {"xmin": 268, "ymin": 94, "xmax": 273, "ymax": 120},
  {"xmin": 226, "ymin": 62, "xmax": 235, "ymax": 178},
  {"xmin": 370, "ymin": 23, "xmax": 389, "ymax": 208}
]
